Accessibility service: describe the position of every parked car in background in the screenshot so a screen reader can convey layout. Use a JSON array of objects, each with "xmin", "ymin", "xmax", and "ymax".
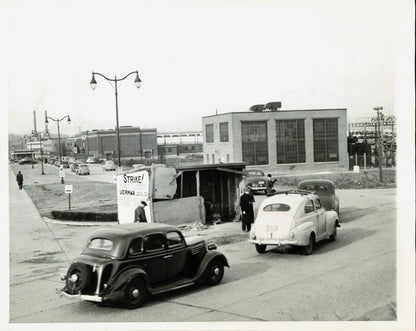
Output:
[
  {"xmin": 102, "ymin": 160, "xmax": 116, "ymax": 171},
  {"xmin": 245, "ymin": 169, "xmax": 270, "ymax": 194},
  {"xmin": 76, "ymin": 164, "xmax": 90, "ymax": 175},
  {"xmin": 86, "ymin": 157, "xmax": 95, "ymax": 164},
  {"xmin": 18, "ymin": 157, "xmax": 38, "ymax": 165},
  {"xmin": 71, "ymin": 162, "xmax": 80, "ymax": 173},
  {"xmin": 249, "ymin": 190, "xmax": 340, "ymax": 255},
  {"xmin": 59, "ymin": 223, "xmax": 229, "ymax": 309},
  {"xmin": 62, "ymin": 161, "xmax": 70, "ymax": 168},
  {"xmin": 297, "ymin": 179, "xmax": 340, "ymax": 216}
]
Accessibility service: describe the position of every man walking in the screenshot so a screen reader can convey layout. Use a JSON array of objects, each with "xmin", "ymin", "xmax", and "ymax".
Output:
[
  {"xmin": 240, "ymin": 187, "xmax": 255, "ymax": 232},
  {"xmin": 16, "ymin": 171, "xmax": 23, "ymax": 190},
  {"xmin": 134, "ymin": 201, "xmax": 148, "ymax": 223},
  {"xmin": 266, "ymin": 173, "xmax": 277, "ymax": 195}
]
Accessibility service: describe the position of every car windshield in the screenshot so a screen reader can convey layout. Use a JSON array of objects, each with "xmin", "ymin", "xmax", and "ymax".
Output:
[
  {"xmin": 88, "ymin": 238, "xmax": 113, "ymax": 250},
  {"xmin": 248, "ymin": 170, "xmax": 264, "ymax": 176},
  {"xmin": 263, "ymin": 203, "xmax": 291, "ymax": 212}
]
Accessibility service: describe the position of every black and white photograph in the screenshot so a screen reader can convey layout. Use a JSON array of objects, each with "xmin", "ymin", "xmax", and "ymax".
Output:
[{"xmin": 2, "ymin": 0, "xmax": 414, "ymax": 330}]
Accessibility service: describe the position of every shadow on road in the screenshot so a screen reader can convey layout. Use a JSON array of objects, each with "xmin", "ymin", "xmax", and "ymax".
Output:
[{"xmin": 339, "ymin": 206, "xmax": 378, "ymax": 223}]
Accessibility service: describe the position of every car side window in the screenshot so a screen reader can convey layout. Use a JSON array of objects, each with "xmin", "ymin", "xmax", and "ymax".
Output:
[
  {"xmin": 314, "ymin": 198, "xmax": 322, "ymax": 210},
  {"xmin": 144, "ymin": 233, "xmax": 165, "ymax": 252},
  {"xmin": 128, "ymin": 237, "xmax": 143, "ymax": 256},
  {"xmin": 304, "ymin": 200, "xmax": 315, "ymax": 214},
  {"xmin": 166, "ymin": 231, "xmax": 184, "ymax": 248}
]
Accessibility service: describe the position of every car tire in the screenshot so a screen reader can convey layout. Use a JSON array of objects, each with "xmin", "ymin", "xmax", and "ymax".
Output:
[
  {"xmin": 66, "ymin": 263, "xmax": 92, "ymax": 295},
  {"xmin": 124, "ymin": 277, "xmax": 147, "ymax": 309},
  {"xmin": 205, "ymin": 259, "xmax": 224, "ymax": 286},
  {"xmin": 255, "ymin": 244, "xmax": 267, "ymax": 254},
  {"xmin": 329, "ymin": 225, "xmax": 337, "ymax": 241},
  {"xmin": 303, "ymin": 233, "xmax": 315, "ymax": 255}
]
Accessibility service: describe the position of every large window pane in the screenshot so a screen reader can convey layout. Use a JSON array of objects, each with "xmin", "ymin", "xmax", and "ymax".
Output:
[
  {"xmin": 276, "ymin": 120, "xmax": 305, "ymax": 164},
  {"xmin": 219, "ymin": 122, "xmax": 229, "ymax": 142},
  {"xmin": 241, "ymin": 121, "xmax": 268, "ymax": 165},
  {"xmin": 313, "ymin": 118, "xmax": 339, "ymax": 162},
  {"xmin": 205, "ymin": 124, "xmax": 214, "ymax": 143}
]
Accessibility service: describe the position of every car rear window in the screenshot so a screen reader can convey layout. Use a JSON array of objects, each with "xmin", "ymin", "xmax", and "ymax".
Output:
[
  {"xmin": 263, "ymin": 203, "xmax": 290, "ymax": 212},
  {"xmin": 302, "ymin": 185, "xmax": 328, "ymax": 192},
  {"xmin": 88, "ymin": 238, "xmax": 113, "ymax": 250}
]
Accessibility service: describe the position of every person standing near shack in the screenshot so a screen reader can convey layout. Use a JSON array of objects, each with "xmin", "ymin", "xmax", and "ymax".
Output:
[
  {"xmin": 266, "ymin": 173, "xmax": 277, "ymax": 195},
  {"xmin": 240, "ymin": 187, "xmax": 255, "ymax": 232},
  {"xmin": 134, "ymin": 201, "xmax": 148, "ymax": 223},
  {"xmin": 16, "ymin": 171, "xmax": 23, "ymax": 190}
]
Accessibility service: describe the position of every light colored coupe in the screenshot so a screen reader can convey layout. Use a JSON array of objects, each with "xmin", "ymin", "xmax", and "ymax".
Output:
[{"xmin": 249, "ymin": 190, "xmax": 340, "ymax": 255}]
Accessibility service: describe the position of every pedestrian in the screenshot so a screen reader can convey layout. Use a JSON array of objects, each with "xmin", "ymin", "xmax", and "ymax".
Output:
[
  {"xmin": 240, "ymin": 187, "xmax": 255, "ymax": 232},
  {"xmin": 134, "ymin": 201, "xmax": 148, "ymax": 223},
  {"xmin": 59, "ymin": 165, "xmax": 65, "ymax": 184},
  {"xmin": 16, "ymin": 171, "xmax": 23, "ymax": 190},
  {"xmin": 266, "ymin": 173, "xmax": 277, "ymax": 195}
]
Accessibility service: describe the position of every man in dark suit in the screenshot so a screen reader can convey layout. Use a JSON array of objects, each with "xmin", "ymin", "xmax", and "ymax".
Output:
[
  {"xmin": 240, "ymin": 187, "xmax": 255, "ymax": 232},
  {"xmin": 134, "ymin": 201, "xmax": 148, "ymax": 223}
]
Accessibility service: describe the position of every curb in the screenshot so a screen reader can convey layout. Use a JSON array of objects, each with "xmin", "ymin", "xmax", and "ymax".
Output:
[{"xmin": 42, "ymin": 217, "xmax": 118, "ymax": 227}]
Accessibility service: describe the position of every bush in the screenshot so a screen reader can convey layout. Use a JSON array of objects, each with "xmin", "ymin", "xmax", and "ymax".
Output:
[{"xmin": 51, "ymin": 210, "xmax": 118, "ymax": 222}]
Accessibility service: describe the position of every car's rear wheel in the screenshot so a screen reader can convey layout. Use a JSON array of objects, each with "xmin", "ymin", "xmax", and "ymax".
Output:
[
  {"xmin": 329, "ymin": 225, "xmax": 337, "ymax": 241},
  {"xmin": 205, "ymin": 259, "xmax": 224, "ymax": 286},
  {"xmin": 66, "ymin": 263, "xmax": 91, "ymax": 295},
  {"xmin": 303, "ymin": 233, "xmax": 315, "ymax": 255},
  {"xmin": 124, "ymin": 277, "xmax": 147, "ymax": 309},
  {"xmin": 255, "ymin": 244, "xmax": 267, "ymax": 254}
]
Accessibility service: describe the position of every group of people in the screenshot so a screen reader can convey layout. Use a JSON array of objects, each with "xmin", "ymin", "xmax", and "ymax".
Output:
[{"xmin": 239, "ymin": 173, "xmax": 276, "ymax": 232}]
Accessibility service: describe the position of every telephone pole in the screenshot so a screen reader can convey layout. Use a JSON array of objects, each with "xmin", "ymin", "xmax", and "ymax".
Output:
[{"xmin": 374, "ymin": 106, "xmax": 383, "ymax": 182}]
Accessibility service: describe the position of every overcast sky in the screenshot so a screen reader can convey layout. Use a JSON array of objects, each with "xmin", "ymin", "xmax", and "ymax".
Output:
[{"xmin": 4, "ymin": 0, "xmax": 410, "ymax": 137}]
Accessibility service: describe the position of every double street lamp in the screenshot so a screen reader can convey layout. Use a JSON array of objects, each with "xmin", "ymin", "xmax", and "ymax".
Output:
[
  {"xmin": 45, "ymin": 114, "xmax": 71, "ymax": 165},
  {"xmin": 90, "ymin": 70, "xmax": 142, "ymax": 168},
  {"xmin": 32, "ymin": 129, "xmax": 49, "ymax": 175}
]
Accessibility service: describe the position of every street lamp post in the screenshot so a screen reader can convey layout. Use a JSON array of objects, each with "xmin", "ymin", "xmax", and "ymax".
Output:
[
  {"xmin": 90, "ymin": 70, "xmax": 141, "ymax": 168},
  {"xmin": 45, "ymin": 114, "xmax": 71, "ymax": 165},
  {"xmin": 32, "ymin": 130, "xmax": 49, "ymax": 175},
  {"xmin": 24, "ymin": 134, "xmax": 34, "ymax": 169}
]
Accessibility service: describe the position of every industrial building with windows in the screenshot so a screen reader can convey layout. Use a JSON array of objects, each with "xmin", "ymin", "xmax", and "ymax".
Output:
[{"xmin": 202, "ymin": 108, "xmax": 348, "ymax": 173}]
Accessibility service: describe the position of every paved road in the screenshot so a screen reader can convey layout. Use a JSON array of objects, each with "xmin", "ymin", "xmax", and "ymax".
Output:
[{"xmin": 8, "ymin": 163, "xmax": 399, "ymax": 327}]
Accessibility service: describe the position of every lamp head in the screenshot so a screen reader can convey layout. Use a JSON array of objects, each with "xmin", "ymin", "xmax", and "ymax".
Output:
[
  {"xmin": 90, "ymin": 74, "xmax": 97, "ymax": 90},
  {"xmin": 134, "ymin": 72, "xmax": 142, "ymax": 88}
]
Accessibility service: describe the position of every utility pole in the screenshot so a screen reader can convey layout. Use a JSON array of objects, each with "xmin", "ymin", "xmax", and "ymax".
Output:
[{"xmin": 374, "ymin": 106, "xmax": 383, "ymax": 182}]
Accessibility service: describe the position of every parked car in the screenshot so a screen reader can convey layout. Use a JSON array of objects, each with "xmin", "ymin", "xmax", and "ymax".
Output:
[
  {"xmin": 58, "ymin": 223, "xmax": 229, "ymax": 309},
  {"xmin": 62, "ymin": 161, "xmax": 70, "ymax": 168},
  {"xmin": 18, "ymin": 157, "xmax": 37, "ymax": 165},
  {"xmin": 297, "ymin": 179, "xmax": 340, "ymax": 215},
  {"xmin": 76, "ymin": 164, "xmax": 90, "ymax": 175},
  {"xmin": 102, "ymin": 160, "xmax": 116, "ymax": 171},
  {"xmin": 86, "ymin": 157, "xmax": 95, "ymax": 164},
  {"xmin": 245, "ymin": 169, "xmax": 270, "ymax": 194},
  {"xmin": 71, "ymin": 162, "xmax": 80, "ymax": 172},
  {"xmin": 249, "ymin": 190, "xmax": 340, "ymax": 255}
]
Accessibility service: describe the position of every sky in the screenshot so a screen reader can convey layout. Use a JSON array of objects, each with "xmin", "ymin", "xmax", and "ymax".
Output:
[{"xmin": 4, "ymin": 0, "xmax": 410, "ymax": 138}]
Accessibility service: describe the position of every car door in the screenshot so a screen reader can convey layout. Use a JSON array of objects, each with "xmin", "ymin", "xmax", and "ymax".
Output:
[
  {"xmin": 314, "ymin": 198, "xmax": 326, "ymax": 237},
  {"xmin": 304, "ymin": 199, "xmax": 318, "ymax": 231},
  {"xmin": 164, "ymin": 231, "xmax": 187, "ymax": 281},
  {"xmin": 141, "ymin": 233, "xmax": 167, "ymax": 285}
]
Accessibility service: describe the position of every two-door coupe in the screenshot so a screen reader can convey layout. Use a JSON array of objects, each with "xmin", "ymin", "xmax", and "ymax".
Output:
[
  {"xmin": 245, "ymin": 169, "xmax": 270, "ymax": 194},
  {"xmin": 297, "ymin": 179, "xmax": 340, "ymax": 216},
  {"xmin": 249, "ymin": 190, "xmax": 340, "ymax": 254},
  {"xmin": 58, "ymin": 223, "xmax": 229, "ymax": 309}
]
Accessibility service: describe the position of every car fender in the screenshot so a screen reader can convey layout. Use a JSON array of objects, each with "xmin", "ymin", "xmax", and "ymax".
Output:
[
  {"xmin": 104, "ymin": 267, "xmax": 149, "ymax": 301},
  {"xmin": 293, "ymin": 221, "xmax": 316, "ymax": 245},
  {"xmin": 325, "ymin": 211, "xmax": 339, "ymax": 233},
  {"xmin": 194, "ymin": 250, "xmax": 229, "ymax": 281}
]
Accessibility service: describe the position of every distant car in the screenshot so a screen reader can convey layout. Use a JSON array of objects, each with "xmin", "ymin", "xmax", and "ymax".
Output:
[
  {"xmin": 297, "ymin": 179, "xmax": 340, "ymax": 216},
  {"xmin": 62, "ymin": 161, "xmax": 70, "ymax": 168},
  {"xmin": 86, "ymin": 157, "xmax": 95, "ymax": 164},
  {"xmin": 249, "ymin": 190, "xmax": 340, "ymax": 255},
  {"xmin": 58, "ymin": 223, "xmax": 229, "ymax": 309},
  {"xmin": 76, "ymin": 164, "xmax": 90, "ymax": 175},
  {"xmin": 71, "ymin": 162, "xmax": 80, "ymax": 172},
  {"xmin": 18, "ymin": 157, "xmax": 37, "ymax": 165},
  {"xmin": 245, "ymin": 169, "xmax": 270, "ymax": 194},
  {"xmin": 102, "ymin": 160, "xmax": 116, "ymax": 171}
]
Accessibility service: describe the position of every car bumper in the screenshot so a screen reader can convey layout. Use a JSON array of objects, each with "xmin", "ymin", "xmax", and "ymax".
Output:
[
  {"xmin": 248, "ymin": 238, "xmax": 298, "ymax": 246},
  {"xmin": 57, "ymin": 289, "xmax": 102, "ymax": 302}
]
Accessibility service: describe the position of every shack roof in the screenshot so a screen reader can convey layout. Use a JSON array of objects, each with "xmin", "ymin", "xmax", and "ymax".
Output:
[{"xmin": 176, "ymin": 162, "xmax": 246, "ymax": 172}]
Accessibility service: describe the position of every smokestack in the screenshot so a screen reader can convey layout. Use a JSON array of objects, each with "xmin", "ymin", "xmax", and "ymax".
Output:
[
  {"xmin": 44, "ymin": 110, "xmax": 48, "ymax": 132},
  {"xmin": 33, "ymin": 111, "xmax": 37, "ymax": 133}
]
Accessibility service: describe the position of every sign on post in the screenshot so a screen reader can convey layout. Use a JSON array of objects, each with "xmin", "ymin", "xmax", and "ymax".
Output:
[{"xmin": 65, "ymin": 185, "xmax": 73, "ymax": 210}]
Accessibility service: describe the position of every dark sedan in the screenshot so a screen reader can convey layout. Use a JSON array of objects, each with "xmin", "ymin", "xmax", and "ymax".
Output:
[
  {"xmin": 297, "ymin": 179, "xmax": 340, "ymax": 216},
  {"xmin": 59, "ymin": 223, "xmax": 229, "ymax": 309}
]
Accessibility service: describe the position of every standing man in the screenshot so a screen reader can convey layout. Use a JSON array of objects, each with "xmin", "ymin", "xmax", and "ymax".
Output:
[
  {"xmin": 134, "ymin": 201, "xmax": 148, "ymax": 223},
  {"xmin": 240, "ymin": 187, "xmax": 255, "ymax": 232},
  {"xmin": 16, "ymin": 171, "xmax": 23, "ymax": 190},
  {"xmin": 266, "ymin": 173, "xmax": 277, "ymax": 195},
  {"xmin": 59, "ymin": 165, "xmax": 65, "ymax": 184}
]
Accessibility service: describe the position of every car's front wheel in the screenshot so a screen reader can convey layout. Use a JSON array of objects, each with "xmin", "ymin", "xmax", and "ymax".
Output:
[
  {"xmin": 329, "ymin": 225, "xmax": 337, "ymax": 241},
  {"xmin": 302, "ymin": 233, "xmax": 315, "ymax": 255},
  {"xmin": 205, "ymin": 259, "xmax": 224, "ymax": 286},
  {"xmin": 124, "ymin": 277, "xmax": 147, "ymax": 309},
  {"xmin": 255, "ymin": 244, "xmax": 267, "ymax": 254}
]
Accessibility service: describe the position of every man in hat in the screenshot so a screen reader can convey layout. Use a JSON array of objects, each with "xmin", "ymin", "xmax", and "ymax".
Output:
[
  {"xmin": 134, "ymin": 201, "xmax": 148, "ymax": 223},
  {"xmin": 239, "ymin": 187, "xmax": 255, "ymax": 232}
]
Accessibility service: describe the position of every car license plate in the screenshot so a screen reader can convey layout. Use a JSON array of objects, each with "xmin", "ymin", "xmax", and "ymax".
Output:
[
  {"xmin": 266, "ymin": 225, "xmax": 278, "ymax": 231},
  {"xmin": 258, "ymin": 181, "xmax": 264, "ymax": 185}
]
